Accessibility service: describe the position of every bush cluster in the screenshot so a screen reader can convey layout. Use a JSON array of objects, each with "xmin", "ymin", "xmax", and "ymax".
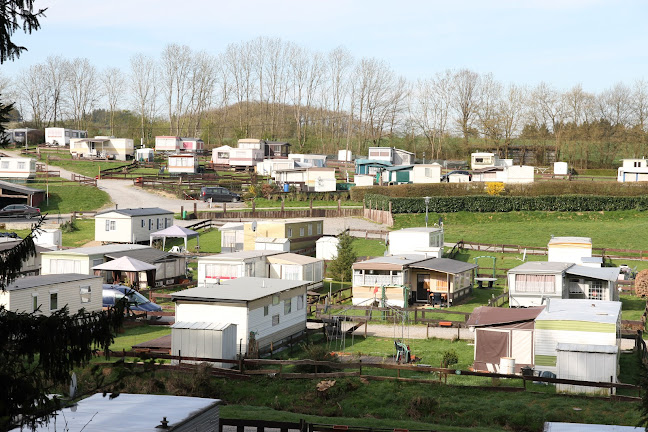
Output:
[
  {"xmin": 265, "ymin": 191, "xmax": 351, "ymax": 201},
  {"xmin": 350, "ymin": 181, "xmax": 648, "ymax": 201},
  {"xmin": 365, "ymin": 193, "xmax": 648, "ymax": 213}
]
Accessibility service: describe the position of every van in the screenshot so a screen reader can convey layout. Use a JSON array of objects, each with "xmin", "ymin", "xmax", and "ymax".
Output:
[{"xmin": 200, "ymin": 186, "xmax": 241, "ymax": 202}]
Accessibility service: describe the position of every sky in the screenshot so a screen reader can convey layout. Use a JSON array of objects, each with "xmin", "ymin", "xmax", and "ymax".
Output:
[{"xmin": 3, "ymin": 0, "xmax": 648, "ymax": 93}]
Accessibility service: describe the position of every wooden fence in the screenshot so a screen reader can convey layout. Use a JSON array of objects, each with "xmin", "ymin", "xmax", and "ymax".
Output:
[
  {"xmin": 315, "ymin": 304, "xmax": 470, "ymax": 327},
  {"xmin": 71, "ymin": 173, "xmax": 97, "ymax": 187},
  {"xmin": 487, "ymin": 290, "xmax": 509, "ymax": 307},
  {"xmin": 197, "ymin": 208, "xmax": 363, "ymax": 220},
  {"xmin": 99, "ymin": 350, "xmax": 641, "ymax": 399},
  {"xmin": 363, "ymin": 200, "xmax": 394, "ymax": 226}
]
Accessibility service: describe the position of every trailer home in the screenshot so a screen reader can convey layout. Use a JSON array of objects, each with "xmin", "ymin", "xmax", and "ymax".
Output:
[
  {"xmin": 180, "ymin": 137, "xmax": 204, "ymax": 153},
  {"xmin": 168, "ymin": 154, "xmax": 199, "ymax": 174},
  {"xmin": 212, "ymin": 145, "xmax": 233, "ymax": 165},
  {"xmin": 70, "ymin": 136, "xmax": 134, "ymax": 161},
  {"xmin": 95, "ymin": 208, "xmax": 174, "ymax": 243},
  {"xmin": 388, "ymin": 227, "xmax": 444, "ymax": 258},
  {"xmin": 155, "ymin": 136, "xmax": 182, "ymax": 152},
  {"xmin": 229, "ymin": 148, "xmax": 264, "ymax": 169},
  {"xmin": 0, "ymin": 157, "xmax": 36, "ymax": 179},
  {"xmin": 196, "ymin": 250, "xmax": 281, "ymax": 284},
  {"xmin": 45, "ymin": 127, "xmax": 87, "ymax": 146}
]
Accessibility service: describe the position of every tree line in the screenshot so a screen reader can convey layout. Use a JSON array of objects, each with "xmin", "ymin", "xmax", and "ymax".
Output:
[{"xmin": 2, "ymin": 37, "xmax": 648, "ymax": 166}]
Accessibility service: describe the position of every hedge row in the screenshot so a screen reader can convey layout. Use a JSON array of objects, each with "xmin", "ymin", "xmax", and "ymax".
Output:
[
  {"xmin": 266, "ymin": 191, "xmax": 352, "ymax": 201},
  {"xmin": 364, "ymin": 193, "xmax": 648, "ymax": 213},
  {"xmin": 350, "ymin": 181, "xmax": 648, "ymax": 201}
]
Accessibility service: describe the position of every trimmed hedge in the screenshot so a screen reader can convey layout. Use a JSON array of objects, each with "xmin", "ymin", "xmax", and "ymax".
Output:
[
  {"xmin": 350, "ymin": 181, "xmax": 648, "ymax": 202},
  {"xmin": 364, "ymin": 193, "xmax": 648, "ymax": 213}
]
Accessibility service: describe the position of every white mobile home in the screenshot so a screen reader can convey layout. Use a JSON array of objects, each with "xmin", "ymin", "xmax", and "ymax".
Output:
[
  {"xmin": 180, "ymin": 137, "xmax": 204, "ymax": 153},
  {"xmin": 618, "ymin": 158, "xmax": 648, "ymax": 182},
  {"xmin": 70, "ymin": 136, "xmax": 134, "ymax": 161},
  {"xmin": 288, "ymin": 154, "xmax": 328, "ymax": 168},
  {"xmin": 45, "ymin": 127, "xmax": 87, "ymax": 146},
  {"xmin": 388, "ymin": 227, "xmax": 444, "ymax": 258},
  {"xmin": 168, "ymin": 154, "xmax": 199, "ymax": 174},
  {"xmin": 41, "ymin": 244, "xmax": 149, "ymax": 276},
  {"xmin": 220, "ymin": 222, "xmax": 245, "ymax": 253},
  {"xmin": 256, "ymin": 158, "xmax": 296, "ymax": 176},
  {"xmin": 338, "ymin": 149, "xmax": 352, "ymax": 162},
  {"xmin": 411, "ymin": 164, "xmax": 441, "ymax": 184},
  {"xmin": 367, "ymin": 147, "xmax": 414, "ymax": 166},
  {"xmin": 238, "ymin": 138, "xmax": 267, "ymax": 151},
  {"xmin": 212, "ymin": 145, "xmax": 233, "ymax": 165},
  {"xmin": 172, "ymin": 277, "xmax": 308, "ymax": 354},
  {"xmin": 548, "ymin": 236, "xmax": 593, "ymax": 265},
  {"xmin": 508, "ymin": 261, "xmax": 620, "ymax": 307},
  {"xmin": 0, "ymin": 157, "xmax": 36, "ymax": 179},
  {"xmin": 95, "ymin": 208, "xmax": 174, "ymax": 244},
  {"xmin": 471, "ymin": 152, "xmax": 500, "ymax": 170},
  {"xmin": 274, "ymin": 167, "xmax": 337, "ymax": 192},
  {"xmin": 196, "ymin": 250, "xmax": 282, "ymax": 284},
  {"xmin": 267, "ymin": 253, "xmax": 325, "ymax": 288},
  {"xmin": 254, "ymin": 237, "xmax": 290, "ymax": 252},
  {"xmin": 155, "ymin": 136, "xmax": 182, "ymax": 152},
  {"xmin": 0, "ymin": 274, "xmax": 102, "ymax": 316},
  {"xmin": 229, "ymin": 148, "xmax": 264, "ymax": 169},
  {"xmin": 353, "ymin": 174, "xmax": 375, "ymax": 187},
  {"xmin": 534, "ymin": 299, "xmax": 621, "ymax": 379},
  {"xmin": 171, "ymin": 322, "xmax": 237, "ymax": 368}
]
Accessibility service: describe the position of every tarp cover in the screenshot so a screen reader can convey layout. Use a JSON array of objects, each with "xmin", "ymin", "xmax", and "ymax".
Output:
[{"xmin": 467, "ymin": 306, "xmax": 544, "ymax": 327}]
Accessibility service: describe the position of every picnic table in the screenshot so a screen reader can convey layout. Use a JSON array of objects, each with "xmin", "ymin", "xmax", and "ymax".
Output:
[{"xmin": 475, "ymin": 277, "xmax": 497, "ymax": 289}]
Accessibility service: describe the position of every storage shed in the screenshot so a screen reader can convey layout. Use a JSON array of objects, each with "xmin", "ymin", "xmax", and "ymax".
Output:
[
  {"xmin": 353, "ymin": 174, "xmax": 374, "ymax": 187},
  {"xmin": 534, "ymin": 299, "xmax": 621, "ymax": 375},
  {"xmin": 411, "ymin": 163, "xmax": 441, "ymax": 184},
  {"xmin": 316, "ymin": 236, "xmax": 339, "ymax": 260},
  {"xmin": 556, "ymin": 343, "xmax": 619, "ymax": 395},
  {"xmin": 171, "ymin": 322, "xmax": 237, "ymax": 368},
  {"xmin": 467, "ymin": 306, "xmax": 545, "ymax": 373}
]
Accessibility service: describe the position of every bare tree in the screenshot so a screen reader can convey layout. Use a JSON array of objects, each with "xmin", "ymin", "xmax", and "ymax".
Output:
[
  {"xmin": 597, "ymin": 82, "xmax": 632, "ymax": 127},
  {"xmin": 476, "ymin": 73, "xmax": 503, "ymax": 146},
  {"xmin": 529, "ymin": 81, "xmax": 566, "ymax": 158},
  {"xmin": 631, "ymin": 79, "xmax": 648, "ymax": 132},
  {"xmin": 499, "ymin": 83, "xmax": 527, "ymax": 155},
  {"xmin": 43, "ymin": 55, "xmax": 67, "ymax": 126},
  {"xmin": 224, "ymin": 41, "xmax": 253, "ymax": 137},
  {"xmin": 129, "ymin": 53, "xmax": 158, "ymax": 145},
  {"xmin": 450, "ymin": 68, "xmax": 481, "ymax": 142},
  {"xmin": 410, "ymin": 70, "xmax": 452, "ymax": 159},
  {"xmin": 326, "ymin": 46, "xmax": 353, "ymax": 147},
  {"xmin": 16, "ymin": 64, "xmax": 50, "ymax": 127},
  {"xmin": 101, "ymin": 67, "xmax": 126, "ymax": 136},
  {"xmin": 161, "ymin": 43, "xmax": 192, "ymax": 136},
  {"xmin": 186, "ymin": 51, "xmax": 217, "ymax": 137},
  {"xmin": 66, "ymin": 58, "xmax": 99, "ymax": 130}
]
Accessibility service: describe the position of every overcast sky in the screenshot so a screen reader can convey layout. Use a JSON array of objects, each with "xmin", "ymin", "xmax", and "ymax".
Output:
[{"xmin": 4, "ymin": 0, "xmax": 647, "ymax": 93}]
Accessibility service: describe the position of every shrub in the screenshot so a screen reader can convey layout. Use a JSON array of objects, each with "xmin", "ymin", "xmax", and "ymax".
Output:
[
  {"xmin": 441, "ymin": 349, "xmax": 459, "ymax": 368},
  {"xmin": 60, "ymin": 219, "xmax": 79, "ymax": 233},
  {"xmin": 486, "ymin": 182, "xmax": 505, "ymax": 196},
  {"xmin": 293, "ymin": 343, "xmax": 340, "ymax": 373}
]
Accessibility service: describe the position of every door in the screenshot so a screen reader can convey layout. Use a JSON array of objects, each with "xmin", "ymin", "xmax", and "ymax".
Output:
[{"xmin": 416, "ymin": 274, "xmax": 430, "ymax": 302}]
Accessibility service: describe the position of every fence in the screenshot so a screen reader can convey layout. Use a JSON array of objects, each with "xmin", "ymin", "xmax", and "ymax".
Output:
[
  {"xmin": 363, "ymin": 200, "xmax": 393, "ymax": 226},
  {"xmin": 71, "ymin": 173, "xmax": 97, "ymax": 187},
  {"xmin": 487, "ymin": 290, "xmax": 509, "ymax": 307},
  {"xmin": 99, "ymin": 350, "xmax": 640, "ymax": 399},
  {"xmin": 315, "ymin": 304, "xmax": 470, "ymax": 327},
  {"xmin": 219, "ymin": 418, "xmax": 444, "ymax": 432},
  {"xmin": 197, "ymin": 208, "xmax": 363, "ymax": 220}
]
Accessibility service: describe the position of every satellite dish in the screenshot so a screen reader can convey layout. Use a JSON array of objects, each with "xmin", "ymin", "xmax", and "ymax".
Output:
[{"xmin": 69, "ymin": 372, "xmax": 77, "ymax": 399}]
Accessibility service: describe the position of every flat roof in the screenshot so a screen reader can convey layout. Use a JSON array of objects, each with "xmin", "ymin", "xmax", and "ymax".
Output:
[
  {"xmin": 390, "ymin": 227, "xmax": 443, "ymax": 234},
  {"xmin": 255, "ymin": 237, "xmax": 290, "ymax": 244},
  {"xmin": 172, "ymin": 277, "xmax": 308, "ymax": 302},
  {"xmin": 467, "ymin": 306, "xmax": 545, "ymax": 327},
  {"xmin": 106, "ymin": 248, "xmax": 180, "ymax": 263},
  {"xmin": 96, "ymin": 207, "xmax": 173, "ymax": 217},
  {"xmin": 536, "ymin": 299, "xmax": 621, "ymax": 324},
  {"xmin": 267, "ymin": 253, "xmax": 321, "ymax": 265},
  {"xmin": 409, "ymin": 258, "xmax": 477, "ymax": 274},
  {"xmin": 548, "ymin": 236, "xmax": 592, "ymax": 245},
  {"xmin": 508, "ymin": 261, "xmax": 573, "ymax": 274},
  {"xmin": 11, "ymin": 393, "xmax": 221, "ymax": 432},
  {"xmin": 7, "ymin": 273, "xmax": 100, "ymax": 291},
  {"xmin": 42, "ymin": 244, "xmax": 149, "ymax": 256},
  {"xmin": 200, "ymin": 250, "xmax": 283, "ymax": 261},
  {"xmin": 0, "ymin": 180, "xmax": 44, "ymax": 194},
  {"xmin": 565, "ymin": 265, "xmax": 620, "ymax": 282}
]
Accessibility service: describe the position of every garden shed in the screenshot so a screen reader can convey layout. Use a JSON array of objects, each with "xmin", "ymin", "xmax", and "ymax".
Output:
[
  {"xmin": 220, "ymin": 222, "xmax": 244, "ymax": 252},
  {"xmin": 534, "ymin": 299, "xmax": 621, "ymax": 375},
  {"xmin": 411, "ymin": 163, "xmax": 441, "ymax": 183},
  {"xmin": 467, "ymin": 306, "xmax": 545, "ymax": 373},
  {"xmin": 556, "ymin": 343, "xmax": 619, "ymax": 395},
  {"xmin": 171, "ymin": 321, "xmax": 237, "ymax": 368},
  {"xmin": 316, "ymin": 236, "xmax": 339, "ymax": 260}
]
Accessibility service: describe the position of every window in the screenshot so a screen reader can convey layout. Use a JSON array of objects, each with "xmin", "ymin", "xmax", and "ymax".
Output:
[
  {"xmin": 272, "ymin": 294, "xmax": 280, "ymax": 305},
  {"xmin": 308, "ymin": 224, "xmax": 313, "ymax": 235},
  {"xmin": 287, "ymin": 228, "xmax": 293, "ymax": 238},
  {"xmin": 141, "ymin": 220, "xmax": 145, "ymax": 228},
  {"xmin": 272, "ymin": 314, "xmax": 280, "ymax": 326},
  {"xmin": 635, "ymin": 161, "xmax": 642, "ymax": 168},
  {"xmin": 297, "ymin": 295, "xmax": 304, "ymax": 310},
  {"xmin": 156, "ymin": 218, "xmax": 160, "ymax": 229},
  {"xmin": 317, "ymin": 224, "xmax": 322, "ymax": 235},
  {"xmin": 1, "ymin": 161, "xmax": 9, "ymax": 169},
  {"xmin": 149, "ymin": 219, "xmax": 152, "ymax": 230},
  {"xmin": 80, "ymin": 285, "xmax": 91, "ymax": 303},
  {"xmin": 283, "ymin": 265, "xmax": 300, "ymax": 280},
  {"xmin": 17, "ymin": 162, "xmax": 25, "ymax": 170},
  {"xmin": 50, "ymin": 259, "xmax": 81, "ymax": 274},
  {"xmin": 165, "ymin": 218, "xmax": 170, "ymax": 228},
  {"xmin": 284, "ymin": 299, "xmax": 292, "ymax": 315},
  {"xmin": 300, "ymin": 227, "xmax": 305, "ymax": 237},
  {"xmin": 50, "ymin": 292, "xmax": 58, "ymax": 311},
  {"xmin": 32, "ymin": 293, "xmax": 38, "ymax": 312},
  {"xmin": 264, "ymin": 305, "xmax": 269, "ymax": 316},
  {"xmin": 589, "ymin": 280, "xmax": 604, "ymax": 300},
  {"xmin": 105, "ymin": 220, "xmax": 116, "ymax": 231},
  {"xmin": 514, "ymin": 274, "xmax": 556, "ymax": 293}
]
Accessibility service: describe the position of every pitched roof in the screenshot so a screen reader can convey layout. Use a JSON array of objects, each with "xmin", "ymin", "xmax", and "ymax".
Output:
[
  {"xmin": 96, "ymin": 207, "xmax": 173, "ymax": 217},
  {"xmin": 105, "ymin": 248, "xmax": 180, "ymax": 263},
  {"xmin": 41, "ymin": 244, "xmax": 149, "ymax": 256},
  {"xmin": 409, "ymin": 258, "xmax": 477, "ymax": 274},
  {"xmin": 508, "ymin": 261, "xmax": 573, "ymax": 274},
  {"xmin": 92, "ymin": 256, "xmax": 156, "ymax": 271},
  {"xmin": 467, "ymin": 306, "xmax": 545, "ymax": 327},
  {"xmin": 565, "ymin": 265, "xmax": 621, "ymax": 282},
  {"xmin": 353, "ymin": 254, "xmax": 427, "ymax": 270},
  {"xmin": 0, "ymin": 180, "xmax": 43, "ymax": 194}
]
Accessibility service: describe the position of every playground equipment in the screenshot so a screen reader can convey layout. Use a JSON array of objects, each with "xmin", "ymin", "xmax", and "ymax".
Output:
[{"xmin": 394, "ymin": 340, "xmax": 412, "ymax": 364}]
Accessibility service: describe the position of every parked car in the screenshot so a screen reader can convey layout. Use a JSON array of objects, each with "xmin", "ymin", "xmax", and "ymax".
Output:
[
  {"xmin": 102, "ymin": 284, "xmax": 162, "ymax": 315},
  {"xmin": 200, "ymin": 186, "xmax": 241, "ymax": 202},
  {"xmin": 441, "ymin": 170, "xmax": 472, "ymax": 182},
  {"xmin": 0, "ymin": 204, "xmax": 40, "ymax": 218}
]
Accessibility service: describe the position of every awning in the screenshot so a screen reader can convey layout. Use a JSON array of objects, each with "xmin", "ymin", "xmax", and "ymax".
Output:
[{"xmin": 150, "ymin": 225, "xmax": 199, "ymax": 252}]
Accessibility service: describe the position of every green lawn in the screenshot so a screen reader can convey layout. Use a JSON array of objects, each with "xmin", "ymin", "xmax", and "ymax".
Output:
[
  {"xmin": 352, "ymin": 238, "xmax": 386, "ymax": 257},
  {"xmin": 161, "ymin": 228, "xmax": 221, "ymax": 253},
  {"xmin": 33, "ymin": 182, "xmax": 111, "ymax": 213},
  {"xmin": 109, "ymin": 323, "xmax": 172, "ymax": 352},
  {"xmin": 38, "ymin": 152, "xmax": 131, "ymax": 178},
  {"xmin": 394, "ymin": 210, "xmax": 648, "ymax": 251}
]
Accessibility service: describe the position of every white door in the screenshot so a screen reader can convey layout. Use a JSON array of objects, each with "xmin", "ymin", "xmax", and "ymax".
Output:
[{"xmin": 511, "ymin": 330, "xmax": 533, "ymax": 365}]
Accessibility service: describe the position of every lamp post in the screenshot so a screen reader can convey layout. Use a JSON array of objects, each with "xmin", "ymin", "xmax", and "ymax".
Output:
[{"xmin": 424, "ymin": 196, "xmax": 430, "ymax": 227}]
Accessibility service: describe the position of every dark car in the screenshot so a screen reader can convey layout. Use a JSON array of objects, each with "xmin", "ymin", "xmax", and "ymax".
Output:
[
  {"xmin": 102, "ymin": 284, "xmax": 163, "ymax": 314},
  {"xmin": 200, "ymin": 186, "xmax": 241, "ymax": 202},
  {"xmin": 441, "ymin": 170, "xmax": 472, "ymax": 182},
  {"xmin": 0, "ymin": 204, "xmax": 40, "ymax": 218}
]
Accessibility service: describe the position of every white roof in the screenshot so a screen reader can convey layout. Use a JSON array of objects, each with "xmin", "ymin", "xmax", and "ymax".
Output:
[
  {"xmin": 172, "ymin": 277, "xmax": 308, "ymax": 302},
  {"xmin": 93, "ymin": 256, "xmax": 156, "ymax": 271},
  {"xmin": 199, "ymin": 250, "xmax": 283, "ymax": 262},
  {"xmin": 41, "ymin": 244, "xmax": 149, "ymax": 257},
  {"xmin": 390, "ymin": 227, "xmax": 443, "ymax": 234},
  {"xmin": 219, "ymin": 222, "xmax": 244, "ymax": 231},
  {"xmin": 317, "ymin": 236, "xmax": 339, "ymax": 243},
  {"xmin": 171, "ymin": 321, "xmax": 233, "ymax": 331},
  {"xmin": 508, "ymin": 261, "xmax": 573, "ymax": 274},
  {"xmin": 11, "ymin": 393, "xmax": 221, "ymax": 432},
  {"xmin": 544, "ymin": 423, "xmax": 641, "ymax": 432},
  {"xmin": 548, "ymin": 236, "xmax": 592, "ymax": 246},
  {"xmin": 565, "ymin": 265, "xmax": 620, "ymax": 282},
  {"xmin": 536, "ymin": 299, "xmax": 621, "ymax": 324},
  {"xmin": 255, "ymin": 237, "xmax": 290, "ymax": 244}
]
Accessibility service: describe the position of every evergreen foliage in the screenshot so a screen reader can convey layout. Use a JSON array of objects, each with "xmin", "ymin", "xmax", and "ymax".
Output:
[
  {"xmin": 327, "ymin": 232, "xmax": 356, "ymax": 283},
  {"xmin": 0, "ymin": 0, "xmax": 47, "ymax": 64}
]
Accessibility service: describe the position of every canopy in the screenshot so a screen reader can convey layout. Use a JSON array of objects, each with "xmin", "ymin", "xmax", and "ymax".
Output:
[
  {"xmin": 149, "ymin": 225, "xmax": 199, "ymax": 252},
  {"xmin": 92, "ymin": 256, "xmax": 156, "ymax": 290}
]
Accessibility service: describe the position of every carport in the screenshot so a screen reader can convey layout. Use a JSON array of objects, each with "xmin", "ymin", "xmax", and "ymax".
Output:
[{"xmin": 0, "ymin": 180, "xmax": 45, "ymax": 207}]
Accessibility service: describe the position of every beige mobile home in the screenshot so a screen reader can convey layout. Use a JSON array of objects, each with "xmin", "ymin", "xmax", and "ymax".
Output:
[
  {"xmin": 411, "ymin": 164, "xmax": 441, "ymax": 184},
  {"xmin": 172, "ymin": 277, "xmax": 308, "ymax": 355},
  {"xmin": 0, "ymin": 157, "xmax": 36, "ymax": 179},
  {"xmin": 0, "ymin": 274, "xmax": 102, "ymax": 316},
  {"xmin": 243, "ymin": 218, "xmax": 323, "ymax": 254},
  {"xmin": 274, "ymin": 167, "xmax": 336, "ymax": 192},
  {"xmin": 70, "ymin": 136, "xmax": 134, "ymax": 161},
  {"xmin": 155, "ymin": 136, "xmax": 182, "ymax": 152},
  {"xmin": 95, "ymin": 208, "xmax": 174, "ymax": 244},
  {"xmin": 45, "ymin": 127, "xmax": 87, "ymax": 146},
  {"xmin": 168, "ymin": 154, "xmax": 199, "ymax": 174},
  {"xmin": 229, "ymin": 148, "xmax": 264, "ymax": 169}
]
